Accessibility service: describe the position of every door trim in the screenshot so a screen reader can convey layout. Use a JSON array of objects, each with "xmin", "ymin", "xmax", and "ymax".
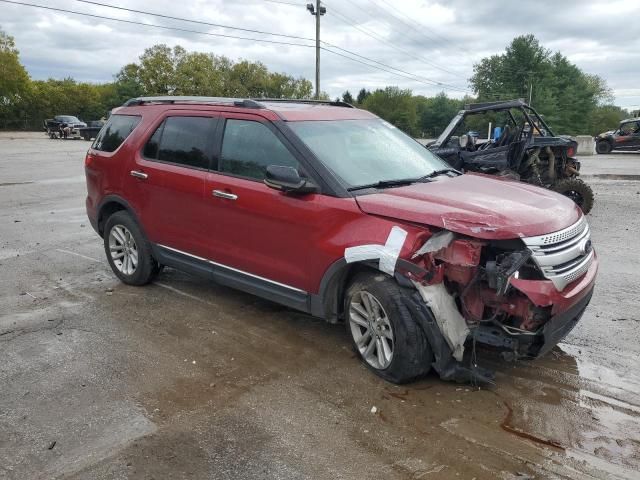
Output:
[
  {"xmin": 152, "ymin": 243, "xmax": 310, "ymax": 313},
  {"xmin": 158, "ymin": 243, "xmax": 306, "ymax": 294}
]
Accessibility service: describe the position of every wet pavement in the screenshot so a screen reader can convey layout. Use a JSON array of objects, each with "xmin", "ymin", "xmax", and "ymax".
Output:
[{"xmin": 1, "ymin": 132, "xmax": 639, "ymax": 479}]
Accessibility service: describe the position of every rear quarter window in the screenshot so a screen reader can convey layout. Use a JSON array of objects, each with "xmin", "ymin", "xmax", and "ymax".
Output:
[{"xmin": 92, "ymin": 115, "xmax": 141, "ymax": 152}]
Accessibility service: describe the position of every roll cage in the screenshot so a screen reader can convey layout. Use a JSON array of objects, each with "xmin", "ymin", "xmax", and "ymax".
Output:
[{"xmin": 433, "ymin": 99, "xmax": 555, "ymax": 148}]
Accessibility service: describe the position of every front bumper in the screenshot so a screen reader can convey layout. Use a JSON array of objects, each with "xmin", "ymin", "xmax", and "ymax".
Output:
[
  {"xmin": 473, "ymin": 287, "xmax": 593, "ymax": 359},
  {"xmin": 533, "ymin": 287, "xmax": 593, "ymax": 357},
  {"xmin": 474, "ymin": 256, "xmax": 598, "ymax": 359}
]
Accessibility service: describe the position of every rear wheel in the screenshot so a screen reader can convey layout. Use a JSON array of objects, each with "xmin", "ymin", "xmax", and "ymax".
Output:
[
  {"xmin": 345, "ymin": 272, "xmax": 432, "ymax": 384},
  {"xmin": 103, "ymin": 211, "xmax": 160, "ymax": 285},
  {"xmin": 596, "ymin": 141, "xmax": 612, "ymax": 154},
  {"xmin": 553, "ymin": 178, "xmax": 594, "ymax": 214}
]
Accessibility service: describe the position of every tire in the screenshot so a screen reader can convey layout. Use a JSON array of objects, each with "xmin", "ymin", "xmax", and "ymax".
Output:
[
  {"xmin": 596, "ymin": 141, "xmax": 612, "ymax": 154},
  {"xmin": 103, "ymin": 211, "xmax": 160, "ymax": 285},
  {"xmin": 345, "ymin": 272, "xmax": 433, "ymax": 384},
  {"xmin": 553, "ymin": 178, "xmax": 594, "ymax": 214}
]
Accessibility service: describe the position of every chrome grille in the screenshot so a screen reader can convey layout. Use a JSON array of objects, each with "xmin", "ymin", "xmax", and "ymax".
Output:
[{"xmin": 522, "ymin": 217, "xmax": 594, "ymax": 291}]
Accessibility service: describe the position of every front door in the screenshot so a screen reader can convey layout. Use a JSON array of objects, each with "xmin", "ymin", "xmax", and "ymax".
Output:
[{"xmin": 203, "ymin": 114, "xmax": 330, "ymax": 295}]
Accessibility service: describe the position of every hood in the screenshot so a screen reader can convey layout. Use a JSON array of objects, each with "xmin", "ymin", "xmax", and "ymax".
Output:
[{"xmin": 355, "ymin": 173, "xmax": 582, "ymax": 240}]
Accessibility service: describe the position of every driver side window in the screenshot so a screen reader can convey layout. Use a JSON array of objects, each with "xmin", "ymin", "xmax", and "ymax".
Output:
[{"xmin": 218, "ymin": 119, "xmax": 299, "ymax": 180}]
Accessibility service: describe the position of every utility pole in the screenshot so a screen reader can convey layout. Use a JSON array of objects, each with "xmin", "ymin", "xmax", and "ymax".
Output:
[{"xmin": 307, "ymin": 2, "xmax": 326, "ymax": 99}]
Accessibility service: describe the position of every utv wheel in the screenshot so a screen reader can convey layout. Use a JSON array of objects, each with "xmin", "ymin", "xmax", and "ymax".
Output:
[
  {"xmin": 596, "ymin": 141, "xmax": 612, "ymax": 154},
  {"xmin": 103, "ymin": 211, "xmax": 160, "ymax": 285},
  {"xmin": 345, "ymin": 272, "xmax": 433, "ymax": 384},
  {"xmin": 553, "ymin": 178, "xmax": 594, "ymax": 214}
]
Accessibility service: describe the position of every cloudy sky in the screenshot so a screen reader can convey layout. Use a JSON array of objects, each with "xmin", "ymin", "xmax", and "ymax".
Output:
[{"xmin": 1, "ymin": 0, "xmax": 639, "ymax": 109}]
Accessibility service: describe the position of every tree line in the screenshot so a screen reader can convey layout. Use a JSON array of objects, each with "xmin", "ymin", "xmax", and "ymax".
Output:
[
  {"xmin": 0, "ymin": 29, "xmax": 630, "ymax": 136},
  {"xmin": 0, "ymin": 31, "xmax": 313, "ymax": 130},
  {"xmin": 342, "ymin": 35, "xmax": 629, "ymax": 138}
]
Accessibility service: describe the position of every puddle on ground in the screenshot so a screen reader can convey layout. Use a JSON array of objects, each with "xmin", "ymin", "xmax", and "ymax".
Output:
[
  {"xmin": 590, "ymin": 174, "xmax": 640, "ymax": 181},
  {"xmin": 493, "ymin": 344, "xmax": 640, "ymax": 478}
]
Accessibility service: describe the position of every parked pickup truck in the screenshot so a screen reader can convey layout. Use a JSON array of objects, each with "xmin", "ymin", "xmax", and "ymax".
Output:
[
  {"xmin": 79, "ymin": 120, "xmax": 106, "ymax": 141},
  {"xmin": 44, "ymin": 115, "xmax": 87, "ymax": 139}
]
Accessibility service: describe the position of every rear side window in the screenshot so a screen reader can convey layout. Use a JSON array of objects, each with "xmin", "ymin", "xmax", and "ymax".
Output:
[
  {"xmin": 92, "ymin": 115, "xmax": 141, "ymax": 152},
  {"xmin": 219, "ymin": 119, "xmax": 298, "ymax": 180},
  {"xmin": 143, "ymin": 116, "xmax": 216, "ymax": 170}
]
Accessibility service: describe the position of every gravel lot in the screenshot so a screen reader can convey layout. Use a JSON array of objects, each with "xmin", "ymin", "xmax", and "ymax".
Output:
[{"xmin": 1, "ymin": 131, "xmax": 639, "ymax": 479}]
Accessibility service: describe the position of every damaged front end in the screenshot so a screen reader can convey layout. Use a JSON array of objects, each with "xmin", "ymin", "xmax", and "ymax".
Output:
[{"xmin": 392, "ymin": 219, "xmax": 597, "ymax": 384}]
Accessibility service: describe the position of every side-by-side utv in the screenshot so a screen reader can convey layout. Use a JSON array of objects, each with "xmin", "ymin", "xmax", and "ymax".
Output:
[{"xmin": 428, "ymin": 99, "xmax": 594, "ymax": 213}]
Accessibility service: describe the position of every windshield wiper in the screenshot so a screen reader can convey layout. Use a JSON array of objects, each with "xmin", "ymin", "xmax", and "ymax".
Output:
[
  {"xmin": 421, "ymin": 168, "xmax": 461, "ymax": 179},
  {"xmin": 347, "ymin": 178, "xmax": 423, "ymax": 192}
]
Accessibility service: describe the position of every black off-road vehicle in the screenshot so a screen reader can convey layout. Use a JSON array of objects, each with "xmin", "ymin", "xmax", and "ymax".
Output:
[
  {"xmin": 595, "ymin": 118, "xmax": 640, "ymax": 154},
  {"xmin": 428, "ymin": 99, "xmax": 594, "ymax": 213}
]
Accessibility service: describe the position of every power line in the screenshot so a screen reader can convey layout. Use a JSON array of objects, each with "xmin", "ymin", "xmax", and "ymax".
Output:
[
  {"xmin": 322, "ymin": 1, "xmax": 464, "ymax": 80},
  {"xmin": 76, "ymin": 0, "xmax": 468, "ymax": 93},
  {"xmin": 73, "ymin": 0, "xmax": 315, "ymax": 41},
  {"xmin": 71, "ymin": 0, "xmax": 470, "ymax": 93},
  {"xmin": 365, "ymin": 0, "xmax": 537, "ymax": 80},
  {"xmin": 255, "ymin": 0, "xmax": 471, "ymax": 92},
  {"xmin": 255, "ymin": 0, "xmax": 537, "ymax": 95},
  {"xmin": 261, "ymin": 0, "xmax": 302, "ymax": 6},
  {"xmin": 320, "ymin": 47, "xmax": 467, "ymax": 92},
  {"xmin": 0, "ymin": 0, "xmax": 315, "ymax": 47},
  {"xmin": 355, "ymin": 0, "xmax": 447, "ymax": 51},
  {"xmin": 1, "ymin": 0, "xmax": 471, "ymax": 92},
  {"xmin": 322, "ymin": 42, "xmax": 469, "ymax": 92},
  {"xmin": 369, "ymin": 0, "xmax": 465, "ymax": 57}
]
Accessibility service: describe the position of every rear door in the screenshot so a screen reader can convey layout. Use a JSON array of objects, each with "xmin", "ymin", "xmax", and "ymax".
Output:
[{"xmin": 128, "ymin": 112, "xmax": 219, "ymax": 259}]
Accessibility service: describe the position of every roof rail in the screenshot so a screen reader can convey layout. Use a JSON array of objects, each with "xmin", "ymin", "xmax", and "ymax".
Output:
[
  {"xmin": 254, "ymin": 98, "xmax": 355, "ymax": 108},
  {"xmin": 122, "ymin": 96, "xmax": 356, "ymax": 109},
  {"xmin": 464, "ymin": 99, "xmax": 526, "ymax": 111},
  {"xmin": 123, "ymin": 96, "xmax": 264, "ymax": 109}
]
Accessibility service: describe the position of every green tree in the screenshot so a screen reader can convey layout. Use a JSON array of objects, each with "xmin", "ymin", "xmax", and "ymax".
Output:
[
  {"xmin": 470, "ymin": 34, "xmax": 612, "ymax": 135},
  {"xmin": 356, "ymin": 88, "xmax": 371, "ymax": 104},
  {"xmin": 0, "ymin": 28, "xmax": 30, "ymax": 128},
  {"xmin": 588, "ymin": 105, "xmax": 629, "ymax": 136},
  {"xmin": 414, "ymin": 92, "xmax": 463, "ymax": 138},
  {"xmin": 342, "ymin": 90, "xmax": 354, "ymax": 104},
  {"xmin": 131, "ymin": 44, "xmax": 186, "ymax": 95},
  {"xmin": 362, "ymin": 87, "xmax": 417, "ymax": 135}
]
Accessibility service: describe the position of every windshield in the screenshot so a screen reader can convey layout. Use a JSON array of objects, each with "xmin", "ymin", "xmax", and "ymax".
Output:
[
  {"xmin": 58, "ymin": 116, "xmax": 80, "ymax": 123},
  {"xmin": 288, "ymin": 119, "xmax": 448, "ymax": 188}
]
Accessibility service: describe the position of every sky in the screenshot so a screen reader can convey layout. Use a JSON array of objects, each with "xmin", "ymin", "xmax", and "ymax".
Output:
[{"xmin": 1, "ymin": 0, "xmax": 639, "ymax": 110}]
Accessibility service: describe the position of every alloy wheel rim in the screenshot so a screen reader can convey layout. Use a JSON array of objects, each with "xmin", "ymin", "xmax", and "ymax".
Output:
[
  {"xmin": 349, "ymin": 291, "xmax": 394, "ymax": 369},
  {"xmin": 108, "ymin": 225, "xmax": 138, "ymax": 275}
]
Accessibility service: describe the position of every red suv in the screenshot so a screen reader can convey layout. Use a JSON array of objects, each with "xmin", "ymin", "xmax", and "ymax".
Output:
[{"xmin": 85, "ymin": 96, "xmax": 598, "ymax": 384}]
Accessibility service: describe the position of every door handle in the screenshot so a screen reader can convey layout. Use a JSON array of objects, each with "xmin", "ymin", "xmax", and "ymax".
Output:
[
  {"xmin": 130, "ymin": 170, "xmax": 148, "ymax": 179},
  {"xmin": 212, "ymin": 190, "xmax": 238, "ymax": 200}
]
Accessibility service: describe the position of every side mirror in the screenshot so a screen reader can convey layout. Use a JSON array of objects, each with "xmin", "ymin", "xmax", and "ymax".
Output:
[{"xmin": 264, "ymin": 165, "xmax": 318, "ymax": 194}]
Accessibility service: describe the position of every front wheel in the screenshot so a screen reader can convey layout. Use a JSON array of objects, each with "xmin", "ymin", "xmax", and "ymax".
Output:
[
  {"xmin": 345, "ymin": 272, "xmax": 433, "ymax": 384},
  {"xmin": 103, "ymin": 211, "xmax": 160, "ymax": 285},
  {"xmin": 596, "ymin": 141, "xmax": 612, "ymax": 154},
  {"xmin": 553, "ymin": 178, "xmax": 594, "ymax": 214}
]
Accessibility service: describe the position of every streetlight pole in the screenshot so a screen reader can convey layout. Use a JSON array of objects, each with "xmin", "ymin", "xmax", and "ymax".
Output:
[{"xmin": 307, "ymin": 2, "xmax": 326, "ymax": 99}]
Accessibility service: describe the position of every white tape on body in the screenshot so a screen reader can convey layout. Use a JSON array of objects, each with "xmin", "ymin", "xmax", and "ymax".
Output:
[{"xmin": 344, "ymin": 226, "xmax": 408, "ymax": 276}]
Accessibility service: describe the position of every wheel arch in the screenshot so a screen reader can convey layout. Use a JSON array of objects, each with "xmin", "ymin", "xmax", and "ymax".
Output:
[
  {"xmin": 96, "ymin": 195, "xmax": 143, "ymax": 238},
  {"xmin": 310, "ymin": 259, "xmax": 384, "ymax": 323}
]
